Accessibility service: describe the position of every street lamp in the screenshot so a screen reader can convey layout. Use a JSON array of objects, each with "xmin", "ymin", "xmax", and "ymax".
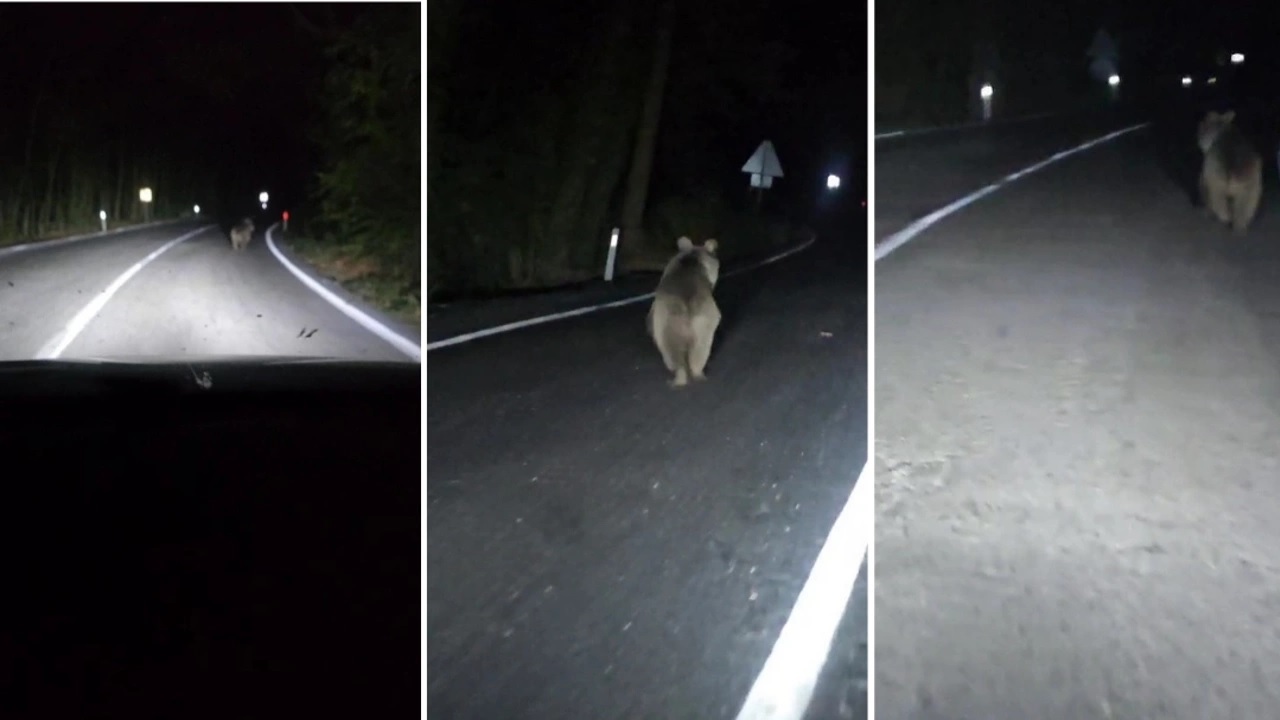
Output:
[
  {"xmin": 1108, "ymin": 74, "xmax": 1120, "ymax": 86},
  {"xmin": 1182, "ymin": 76, "xmax": 1193, "ymax": 87},
  {"xmin": 259, "ymin": 191, "xmax": 269, "ymax": 210},
  {"xmin": 1231, "ymin": 53, "xmax": 1245, "ymax": 65},
  {"xmin": 826, "ymin": 174, "xmax": 841, "ymax": 190},
  {"xmin": 193, "ymin": 204, "xmax": 201, "ymax": 215}
]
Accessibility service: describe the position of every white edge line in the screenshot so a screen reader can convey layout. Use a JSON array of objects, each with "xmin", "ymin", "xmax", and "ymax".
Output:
[
  {"xmin": 873, "ymin": 110, "xmax": 1057, "ymax": 140},
  {"xmin": 874, "ymin": 122, "xmax": 1150, "ymax": 262},
  {"xmin": 426, "ymin": 234, "xmax": 819, "ymax": 352},
  {"xmin": 734, "ymin": 461, "xmax": 871, "ymax": 720},
  {"xmin": 265, "ymin": 223, "xmax": 422, "ymax": 363},
  {"xmin": 35, "ymin": 225, "xmax": 213, "ymax": 359},
  {"xmin": 0, "ymin": 218, "xmax": 188, "ymax": 260}
]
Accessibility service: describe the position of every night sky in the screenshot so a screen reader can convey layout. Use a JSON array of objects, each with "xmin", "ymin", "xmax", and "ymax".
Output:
[{"xmin": 0, "ymin": 3, "xmax": 369, "ymax": 220}]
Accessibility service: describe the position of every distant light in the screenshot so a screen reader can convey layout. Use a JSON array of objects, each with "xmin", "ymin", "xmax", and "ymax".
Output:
[
  {"xmin": 609, "ymin": 227, "xmax": 619, "ymax": 248},
  {"xmin": 980, "ymin": 84, "xmax": 993, "ymax": 99},
  {"xmin": 139, "ymin": 187, "xmax": 153, "ymax": 203},
  {"xmin": 259, "ymin": 191, "xmax": 269, "ymax": 203},
  {"xmin": 99, "ymin": 210, "xmax": 106, "ymax": 220},
  {"xmin": 1208, "ymin": 76, "xmax": 1218, "ymax": 85},
  {"xmin": 193, "ymin": 204, "xmax": 200, "ymax": 215},
  {"xmin": 826, "ymin": 174, "xmax": 841, "ymax": 190},
  {"xmin": 283, "ymin": 210, "xmax": 290, "ymax": 222},
  {"xmin": 1182, "ymin": 76, "xmax": 1193, "ymax": 86},
  {"xmin": 1231, "ymin": 53, "xmax": 1245, "ymax": 64},
  {"xmin": 1108, "ymin": 74, "xmax": 1120, "ymax": 86},
  {"xmin": 260, "ymin": 202, "xmax": 267, "ymax": 210}
]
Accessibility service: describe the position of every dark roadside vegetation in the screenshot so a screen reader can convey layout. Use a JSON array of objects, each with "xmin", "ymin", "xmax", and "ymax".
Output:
[
  {"xmin": 877, "ymin": 0, "xmax": 1142, "ymax": 131},
  {"xmin": 288, "ymin": 5, "xmax": 421, "ymax": 326},
  {"xmin": 877, "ymin": 0, "xmax": 1280, "ymax": 157},
  {"xmin": 427, "ymin": 0, "xmax": 864, "ymax": 309},
  {"xmin": 0, "ymin": 5, "xmax": 421, "ymax": 326}
]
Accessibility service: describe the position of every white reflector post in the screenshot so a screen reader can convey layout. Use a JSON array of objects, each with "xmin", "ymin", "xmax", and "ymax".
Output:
[{"xmin": 604, "ymin": 227, "xmax": 620, "ymax": 282}]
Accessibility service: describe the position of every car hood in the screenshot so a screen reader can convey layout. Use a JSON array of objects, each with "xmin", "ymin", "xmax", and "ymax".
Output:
[{"xmin": 0, "ymin": 355, "xmax": 421, "ymax": 397}]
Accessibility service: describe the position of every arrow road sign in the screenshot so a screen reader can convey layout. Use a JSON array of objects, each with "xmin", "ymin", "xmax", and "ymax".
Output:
[{"xmin": 742, "ymin": 140, "xmax": 784, "ymax": 189}]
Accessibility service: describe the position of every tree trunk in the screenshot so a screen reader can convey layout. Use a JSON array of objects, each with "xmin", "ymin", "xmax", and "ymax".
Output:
[
  {"xmin": 535, "ymin": 0, "xmax": 637, "ymax": 283},
  {"xmin": 618, "ymin": 0, "xmax": 675, "ymax": 262},
  {"xmin": 114, "ymin": 142, "xmax": 126, "ymax": 221},
  {"xmin": 42, "ymin": 145, "xmax": 61, "ymax": 233}
]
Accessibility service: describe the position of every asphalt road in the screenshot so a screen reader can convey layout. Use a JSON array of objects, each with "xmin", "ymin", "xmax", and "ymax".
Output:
[
  {"xmin": 876, "ymin": 108, "xmax": 1280, "ymax": 718},
  {"xmin": 874, "ymin": 109, "xmax": 1141, "ymax": 242},
  {"xmin": 0, "ymin": 220, "xmax": 418, "ymax": 362},
  {"xmin": 427, "ymin": 206, "xmax": 868, "ymax": 719}
]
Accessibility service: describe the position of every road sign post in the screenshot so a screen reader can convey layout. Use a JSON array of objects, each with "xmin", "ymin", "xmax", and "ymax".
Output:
[{"xmin": 741, "ymin": 140, "xmax": 784, "ymax": 213}]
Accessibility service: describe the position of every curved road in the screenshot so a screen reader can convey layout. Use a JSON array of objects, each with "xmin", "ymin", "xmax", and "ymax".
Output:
[
  {"xmin": 0, "ymin": 220, "xmax": 418, "ymax": 362},
  {"xmin": 875, "ymin": 109, "xmax": 1280, "ymax": 718},
  {"xmin": 427, "ymin": 210, "xmax": 868, "ymax": 719}
]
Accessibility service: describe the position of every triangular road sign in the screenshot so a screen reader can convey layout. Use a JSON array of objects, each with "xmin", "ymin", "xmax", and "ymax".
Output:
[{"xmin": 741, "ymin": 140, "xmax": 784, "ymax": 178}]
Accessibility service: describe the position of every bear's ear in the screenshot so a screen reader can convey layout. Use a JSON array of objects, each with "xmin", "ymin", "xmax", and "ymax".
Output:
[
  {"xmin": 703, "ymin": 239, "xmax": 718, "ymax": 254},
  {"xmin": 1221, "ymin": 110, "xmax": 1236, "ymax": 123},
  {"xmin": 677, "ymin": 236, "xmax": 694, "ymax": 251}
]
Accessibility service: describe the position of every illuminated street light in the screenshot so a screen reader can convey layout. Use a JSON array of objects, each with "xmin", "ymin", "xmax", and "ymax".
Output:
[
  {"xmin": 139, "ymin": 187, "xmax": 153, "ymax": 203},
  {"xmin": 259, "ymin": 191, "xmax": 269, "ymax": 203},
  {"xmin": 979, "ymin": 84, "xmax": 993, "ymax": 99},
  {"xmin": 1108, "ymin": 74, "xmax": 1120, "ymax": 86},
  {"xmin": 1231, "ymin": 53, "xmax": 1245, "ymax": 64},
  {"xmin": 1182, "ymin": 76, "xmax": 1193, "ymax": 86},
  {"xmin": 193, "ymin": 204, "xmax": 200, "ymax": 215},
  {"xmin": 826, "ymin": 174, "xmax": 841, "ymax": 190}
]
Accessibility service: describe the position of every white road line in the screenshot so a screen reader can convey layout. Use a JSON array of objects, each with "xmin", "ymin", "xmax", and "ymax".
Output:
[
  {"xmin": 0, "ymin": 218, "xmax": 188, "ymax": 260},
  {"xmin": 875, "ymin": 122, "xmax": 1150, "ymax": 261},
  {"xmin": 874, "ymin": 111, "xmax": 1057, "ymax": 140},
  {"xmin": 35, "ymin": 225, "xmax": 212, "ymax": 359},
  {"xmin": 265, "ymin": 223, "xmax": 422, "ymax": 363},
  {"xmin": 735, "ymin": 461, "xmax": 871, "ymax": 720},
  {"xmin": 426, "ymin": 234, "xmax": 818, "ymax": 352}
]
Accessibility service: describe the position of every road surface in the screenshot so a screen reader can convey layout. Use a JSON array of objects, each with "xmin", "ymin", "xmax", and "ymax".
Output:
[
  {"xmin": 875, "ymin": 108, "xmax": 1280, "ymax": 718},
  {"xmin": 874, "ymin": 110, "xmax": 1141, "ymax": 242},
  {"xmin": 0, "ymin": 220, "xmax": 418, "ymax": 362},
  {"xmin": 427, "ymin": 207, "xmax": 868, "ymax": 719}
]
